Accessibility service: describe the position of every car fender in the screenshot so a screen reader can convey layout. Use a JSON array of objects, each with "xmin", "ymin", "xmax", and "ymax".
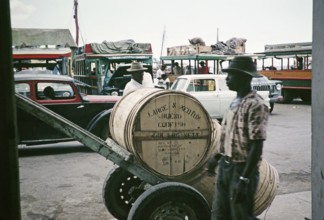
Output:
[{"xmin": 87, "ymin": 108, "xmax": 114, "ymax": 138}]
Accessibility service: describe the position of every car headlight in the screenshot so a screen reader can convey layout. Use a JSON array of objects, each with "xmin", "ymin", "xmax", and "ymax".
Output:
[
  {"xmin": 276, "ymin": 84, "xmax": 282, "ymax": 90},
  {"xmin": 111, "ymin": 91, "xmax": 119, "ymax": 96}
]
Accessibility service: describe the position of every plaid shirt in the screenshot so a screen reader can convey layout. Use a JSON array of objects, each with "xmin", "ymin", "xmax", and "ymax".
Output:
[{"xmin": 217, "ymin": 91, "xmax": 269, "ymax": 163}]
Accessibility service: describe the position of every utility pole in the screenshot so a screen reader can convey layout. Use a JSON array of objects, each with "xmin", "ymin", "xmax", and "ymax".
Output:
[
  {"xmin": 74, "ymin": 0, "xmax": 79, "ymax": 46},
  {"xmin": 160, "ymin": 25, "xmax": 166, "ymax": 59},
  {"xmin": 217, "ymin": 27, "xmax": 219, "ymax": 43}
]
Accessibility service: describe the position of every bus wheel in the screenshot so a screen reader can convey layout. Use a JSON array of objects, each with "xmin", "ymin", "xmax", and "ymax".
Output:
[
  {"xmin": 102, "ymin": 165, "xmax": 146, "ymax": 220},
  {"xmin": 300, "ymin": 91, "xmax": 311, "ymax": 103},
  {"xmin": 127, "ymin": 182, "xmax": 210, "ymax": 220},
  {"xmin": 282, "ymin": 90, "xmax": 293, "ymax": 103}
]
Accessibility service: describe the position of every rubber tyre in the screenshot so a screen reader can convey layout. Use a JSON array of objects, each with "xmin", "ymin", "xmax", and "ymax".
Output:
[
  {"xmin": 269, "ymin": 103, "xmax": 274, "ymax": 113},
  {"xmin": 102, "ymin": 165, "xmax": 145, "ymax": 220},
  {"xmin": 127, "ymin": 182, "xmax": 211, "ymax": 220},
  {"xmin": 100, "ymin": 122, "xmax": 110, "ymax": 141},
  {"xmin": 282, "ymin": 90, "xmax": 293, "ymax": 103},
  {"xmin": 300, "ymin": 91, "xmax": 311, "ymax": 103}
]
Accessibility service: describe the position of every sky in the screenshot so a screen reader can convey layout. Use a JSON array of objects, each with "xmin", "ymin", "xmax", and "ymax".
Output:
[{"xmin": 10, "ymin": 0, "xmax": 312, "ymax": 59}]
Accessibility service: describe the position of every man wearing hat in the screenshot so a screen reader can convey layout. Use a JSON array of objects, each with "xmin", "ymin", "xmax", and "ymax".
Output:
[
  {"xmin": 208, "ymin": 56, "xmax": 269, "ymax": 220},
  {"xmin": 123, "ymin": 61, "xmax": 154, "ymax": 95}
]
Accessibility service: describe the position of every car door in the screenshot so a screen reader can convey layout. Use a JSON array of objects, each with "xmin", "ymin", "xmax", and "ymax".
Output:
[
  {"xmin": 16, "ymin": 81, "xmax": 90, "ymax": 144},
  {"xmin": 185, "ymin": 78, "xmax": 222, "ymax": 119},
  {"xmin": 37, "ymin": 82, "xmax": 113, "ymax": 132},
  {"xmin": 216, "ymin": 77, "xmax": 236, "ymax": 116}
]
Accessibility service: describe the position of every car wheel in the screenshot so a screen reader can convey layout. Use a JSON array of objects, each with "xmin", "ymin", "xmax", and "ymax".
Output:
[
  {"xmin": 127, "ymin": 182, "xmax": 210, "ymax": 220},
  {"xmin": 102, "ymin": 165, "xmax": 146, "ymax": 220},
  {"xmin": 270, "ymin": 103, "xmax": 274, "ymax": 113}
]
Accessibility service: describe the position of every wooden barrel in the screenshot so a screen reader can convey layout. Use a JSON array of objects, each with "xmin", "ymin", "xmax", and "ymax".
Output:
[
  {"xmin": 254, "ymin": 159, "xmax": 279, "ymax": 215},
  {"xmin": 186, "ymin": 158, "xmax": 279, "ymax": 216},
  {"xmin": 110, "ymin": 88, "xmax": 216, "ymax": 179}
]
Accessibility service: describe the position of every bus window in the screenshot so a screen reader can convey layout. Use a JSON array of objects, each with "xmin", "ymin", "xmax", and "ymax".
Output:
[
  {"xmin": 256, "ymin": 42, "xmax": 312, "ymax": 103},
  {"xmin": 15, "ymin": 83, "xmax": 30, "ymax": 97}
]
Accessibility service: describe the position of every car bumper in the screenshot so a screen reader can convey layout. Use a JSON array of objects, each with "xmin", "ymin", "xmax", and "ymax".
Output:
[{"xmin": 270, "ymin": 95, "xmax": 283, "ymax": 103}]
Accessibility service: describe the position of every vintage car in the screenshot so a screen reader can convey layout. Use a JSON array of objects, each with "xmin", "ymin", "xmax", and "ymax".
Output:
[
  {"xmin": 170, "ymin": 74, "xmax": 271, "ymax": 120},
  {"xmin": 251, "ymin": 76, "xmax": 283, "ymax": 112},
  {"xmin": 15, "ymin": 71, "xmax": 121, "ymax": 145}
]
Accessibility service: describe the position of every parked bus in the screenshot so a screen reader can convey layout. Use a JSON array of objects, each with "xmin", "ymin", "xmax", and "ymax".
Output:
[
  {"xmin": 11, "ymin": 28, "xmax": 77, "ymax": 76},
  {"xmin": 73, "ymin": 40, "xmax": 153, "ymax": 94},
  {"xmin": 12, "ymin": 46, "xmax": 73, "ymax": 75},
  {"xmin": 160, "ymin": 44, "xmax": 283, "ymax": 111},
  {"xmin": 255, "ymin": 42, "xmax": 312, "ymax": 103}
]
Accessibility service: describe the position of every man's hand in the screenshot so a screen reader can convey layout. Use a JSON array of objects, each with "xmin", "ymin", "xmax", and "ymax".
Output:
[
  {"xmin": 232, "ymin": 179, "xmax": 248, "ymax": 204},
  {"xmin": 206, "ymin": 154, "xmax": 221, "ymax": 176}
]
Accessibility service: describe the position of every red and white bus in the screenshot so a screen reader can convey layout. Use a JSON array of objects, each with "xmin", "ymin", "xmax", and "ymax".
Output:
[{"xmin": 12, "ymin": 46, "xmax": 73, "ymax": 76}]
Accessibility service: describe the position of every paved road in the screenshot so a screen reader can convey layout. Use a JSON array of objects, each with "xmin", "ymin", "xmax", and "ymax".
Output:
[{"xmin": 18, "ymin": 101, "xmax": 311, "ymax": 220}]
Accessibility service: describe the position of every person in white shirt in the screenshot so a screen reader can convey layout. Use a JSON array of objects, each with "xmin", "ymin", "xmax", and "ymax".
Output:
[
  {"xmin": 172, "ymin": 62, "xmax": 183, "ymax": 75},
  {"xmin": 156, "ymin": 64, "xmax": 167, "ymax": 79},
  {"xmin": 143, "ymin": 71, "xmax": 154, "ymax": 87},
  {"xmin": 123, "ymin": 61, "xmax": 154, "ymax": 95},
  {"xmin": 158, "ymin": 73, "xmax": 170, "ymax": 89}
]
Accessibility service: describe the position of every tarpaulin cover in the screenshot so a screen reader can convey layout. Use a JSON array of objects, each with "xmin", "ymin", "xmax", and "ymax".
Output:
[
  {"xmin": 90, "ymin": 39, "xmax": 151, "ymax": 54},
  {"xmin": 211, "ymin": 37, "xmax": 246, "ymax": 55}
]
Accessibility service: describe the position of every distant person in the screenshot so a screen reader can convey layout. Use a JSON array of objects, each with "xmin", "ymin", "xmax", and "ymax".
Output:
[
  {"xmin": 297, "ymin": 57, "xmax": 304, "ymax": 70},
  {"xmin": 185, "ymin": 65, "xmax": 193, "ymax": 75},
  {"xmin": 123, "ymin": 61, "xmax": 153, "ymax": 95},
  {"xmin": 91, "ymin": 67, "xmax": 96, "ymax": 76},
  {"xmin": 156, "ymin": 64, "xmax": 167, "ymax": 79},
  {"xmin": 103, "ymin": 69, "xmax": 114, "ymax": 87},
  {"xmin": 172, "ymin": 62, "xmax": 183, "ymax": 75},
  {"xmin": 158, "ymin": 73, "xmax": 171, "ymax": 89},
  {"xmin": 43, "ymin": 86, "xmax": 55, "ymax": 99},
  {"xmin": 198, "ymin": 61, "xmax": 209, "ymax": 74},
  {"xmin": 53, "ymin": 64, "xmax": 61, "ymax": 75}
]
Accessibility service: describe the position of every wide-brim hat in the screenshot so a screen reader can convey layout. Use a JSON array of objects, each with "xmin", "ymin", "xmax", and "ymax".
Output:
[
  {"xmin": 222, "ymin": 56, "xmax": 262, "ymax": 77},
  {"xmin": 127, "ymin": 61, "xmax": 148, "ymax": 72}
]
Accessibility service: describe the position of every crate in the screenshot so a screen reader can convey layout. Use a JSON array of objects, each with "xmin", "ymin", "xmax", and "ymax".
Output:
[{"xmin": 167, "ymin": 45, "xmax": 212, "ymax": 56}]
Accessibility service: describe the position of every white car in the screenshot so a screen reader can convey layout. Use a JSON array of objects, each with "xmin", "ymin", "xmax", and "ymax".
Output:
[{"xmin": 170, "ymin": 74, "xmax": 270, "ymax": 120}]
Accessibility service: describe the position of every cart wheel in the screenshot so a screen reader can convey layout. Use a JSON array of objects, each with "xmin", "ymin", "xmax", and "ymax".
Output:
[
  {"xmin": 102, "ymin": 165, "xmax": 146, "ymax": 220},
  {"xmin": 127, "ymin": 182, "xmax": 211, "ymax": 220}
]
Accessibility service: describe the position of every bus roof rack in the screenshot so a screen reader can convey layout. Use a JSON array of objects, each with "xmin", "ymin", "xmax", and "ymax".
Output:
[{"xmin": 264, "ymin": 42, "xmax": 312, "ymax": 55}]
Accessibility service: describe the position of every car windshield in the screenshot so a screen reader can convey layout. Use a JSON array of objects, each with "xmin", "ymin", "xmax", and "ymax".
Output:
[
  {"xmin": 104, "ymin": 65, "xmax": 133, "ymax": 90},
  {"xmin": 170, "ymin": 78, "xmax": 188, "ymax": 90},
  {"xmin": 252, "ymin": 76, "xmax": 270, "ymax": 84}
]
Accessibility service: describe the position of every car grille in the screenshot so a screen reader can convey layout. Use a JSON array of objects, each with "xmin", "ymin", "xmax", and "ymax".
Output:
[
  {"xmin": 252, "ymin": 84, "xmax": 276, "ymax": 94},
  {"xmin": 253, "ymin": 85, "xmax": 270, "ymax": 91}
]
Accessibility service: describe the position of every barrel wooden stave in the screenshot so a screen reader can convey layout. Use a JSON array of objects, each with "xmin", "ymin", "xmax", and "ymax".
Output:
[
  {"xmin": 110, "ymin": 88, "xmax": 215, "ymax": 178},
  {"xmin": 185, "ymin": 159, "xmax": 279, "ymax": 216}
]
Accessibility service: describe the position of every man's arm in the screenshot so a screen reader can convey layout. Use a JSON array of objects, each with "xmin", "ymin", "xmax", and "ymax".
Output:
[
  {"xmin": 232, "ymin": 139, "xmax": 263, "ymax": 203},
  {"xmin": 241, "ymin": 139, "xmax": 263, "ymax": 179}
]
